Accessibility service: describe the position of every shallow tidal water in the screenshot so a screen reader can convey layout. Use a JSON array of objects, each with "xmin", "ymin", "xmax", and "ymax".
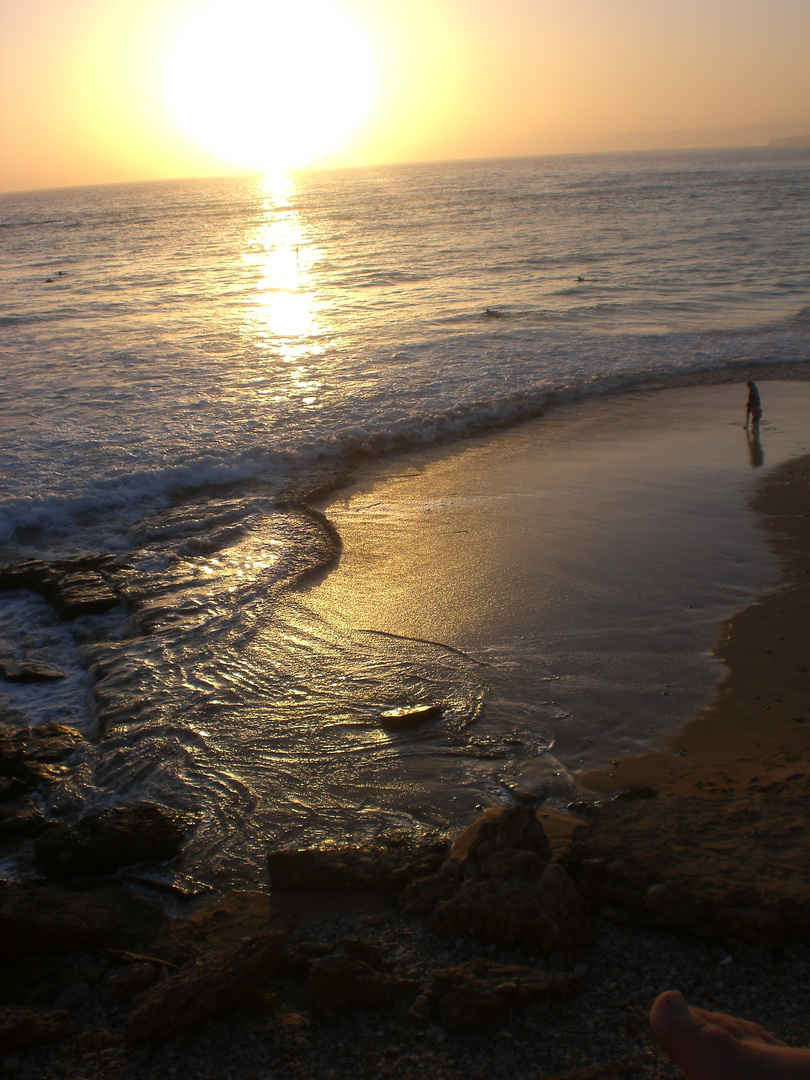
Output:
[{"xmin": 1, "ymin": 149, "xmax": 809, "ymax": 890}]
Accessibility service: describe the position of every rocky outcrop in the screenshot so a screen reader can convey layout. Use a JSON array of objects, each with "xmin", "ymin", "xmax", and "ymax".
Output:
[
  {"xmin": 431, "ymin": 861, "xmax": 595, "ymax": 960},
  {"xmin": 415, "ymin": 960, "xmax": 579, "ymax": 1030},
  {"xmin": 0, "ymin": 558, "xmax": 121, "ymax": 619},
  {"xmin": 562, "ymin": 774, "xmax": 810, "ymax": 946},
  {"xmin": 33, "ymin": 803, "xmax": 189, "ymax": 881},
  {"xmin": 125, "ymin": 932, "xmax": 287, "ymax": 1044},
  {"xmin": 268, "ymin": 836, "xmax": 448, "ymax": 893},
  {"xmin": 402, "ymin": 807, "xmax": 594, "ymax": 960},
  {"xmin": 0, "ymin": 1006, "xmax": 73, "ymax": 1052},
  {"xmin": 0, "ymin": 723, "xmax": 88, "ymax": 847},
  {"xmin": 0, "ymin": 797, "xmax": 47, "ymax": 843},
  {"xmin": 0, "ymin": 883, "xmax": 165, "ymax": 964},
  {"xmin": 0, "ymin": 657, "xmax": 64, "ymax": 683},
  {"xmin": 0, "ymin": 722, "xmax": 86, "ymax": 787},
  {"xmin": 305, "ymin": 951, "xmax": 418, "ymax": 1015}
]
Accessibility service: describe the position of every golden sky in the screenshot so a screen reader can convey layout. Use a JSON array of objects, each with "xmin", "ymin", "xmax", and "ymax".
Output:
[{"xmin": 1, "ymin": 0, "xmax": 809, "ymax": 193}]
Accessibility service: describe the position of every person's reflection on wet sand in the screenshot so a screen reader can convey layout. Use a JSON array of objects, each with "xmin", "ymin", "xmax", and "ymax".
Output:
[{"xmin": 746, "ymin": 423, "xmax": 764, "ymax": 468}]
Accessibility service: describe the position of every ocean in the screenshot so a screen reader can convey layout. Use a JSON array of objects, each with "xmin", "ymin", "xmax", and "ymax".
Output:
[{"xmin": 1, "ymin": 147, "xmax": 809, "ymax": 891}]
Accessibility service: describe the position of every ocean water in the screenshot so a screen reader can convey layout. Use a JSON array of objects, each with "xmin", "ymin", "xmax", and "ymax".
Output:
[{"xmin": 1, "ymin": 148, "xmax": 809, "ymax": 891}]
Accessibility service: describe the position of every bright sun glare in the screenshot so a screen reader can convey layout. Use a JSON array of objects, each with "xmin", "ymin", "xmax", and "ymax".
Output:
[{"xmin": 164, "ymin": 0, "xmax": 376, "ymax": 170}]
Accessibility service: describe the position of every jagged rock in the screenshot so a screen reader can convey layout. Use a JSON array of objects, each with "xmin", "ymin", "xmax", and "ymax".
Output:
[
  {"xmin": 0, "ymin": 796, "xmax": 47, "ymax": 842},
  {"xmin": 0, "ymin": 883, "xmax": 166, "ymax": 964},
  {"xmin": 461, "ymin": 804, "xmax": 552, "ymax": 877},
  {"xmin": 53, "ymin": 981, "xmax": 91, "ymax": 1012},
  {"xmin": 0, "ymin": 561, "xmax": 59, "ymax": 595},
  {"xmin": 0, "ymin": 558, "xmax": 120, "ymax": 619},
  {"xmin": 0, "ymin": 777, "xmax": 32, "ymax": 802},
  {"xmin": 105, "ymin": 962, "xmax": 160, "ymax": 1004},
  {"xmin": 612, "ymin": 787, "xmax": 657, "ymax": 802},
  {"xmin": 562, "ymin": 776, "xmax": 810, "ymax": 946},
  {"xmin": 0, "ymin": 722, "xmax": 85, "ymax": 777},
  {"xmin": 278, "ymin": 937, "xmax": 390, "ymax": 979},
  {"xmin": 400, "ymin": 872, "xmax": 458, "ymax": 917},
  {"xmin": 126, "ymin": 932, "xmax": 287, "ymax": 1044},
  {"xmin": 0, "ymin": 1006, "xmax": 73, "ymax": 1051},
  {"xmin": 154, "ymin": 890, "xmax": 272, "ymax": 964},
  {"xmin": 401, "ymin": 806, "xmax": 558, "ymax": 923},
  {"xmin": 501, "ymin": 756, "xmax": 576, "ymax": 804},
  {"xmin": 268, "ymin": 838, "xmax": 448, "ymax": 894},
  {"xmin": 73, "ymin": 1027, "xmax": 120, "ymax": 1053},
  {"xmin": 53, "ymin": 571, "xmax": 119, "ymax": 618},
  {"xmin": 277, "ymin": 941, "xmax": 333, "ymax": 978},
  {"xmin": 304, "ymin": 952, "xmax": 418, "ymax": 1016},
  {"xmin": 416, "ymin": 960, "xmax": 579, "ymax": 1030},
  {"xmin": 431, "ymin": 862, "xmax": 594, "ymax": 959},
  {"xmin": 0, "ymin": 658, "xmax": 65, "ymax": 683},
  {"xmin": 34, "ymin": 804, "xmax": 189, "ymax": 880}
]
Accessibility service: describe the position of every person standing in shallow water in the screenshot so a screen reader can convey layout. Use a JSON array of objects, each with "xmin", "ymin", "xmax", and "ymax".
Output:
[
  {"xmin": 650, "ymin": 990, "xmax": 810, "ymax": 1080},
  {"xmin": 745, "ymin": 381, "xmax": 762, "ymax": 428}
]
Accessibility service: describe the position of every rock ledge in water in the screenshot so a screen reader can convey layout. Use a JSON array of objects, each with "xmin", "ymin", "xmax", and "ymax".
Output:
[{"xmin": 34, "ymin": 803, "xmax": 190, "ymax": 880}]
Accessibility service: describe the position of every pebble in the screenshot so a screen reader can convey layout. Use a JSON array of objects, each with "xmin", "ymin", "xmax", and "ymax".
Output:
[{"xmin": 8, "ymin": 909, "xmax": 810, "ymax": 1080}]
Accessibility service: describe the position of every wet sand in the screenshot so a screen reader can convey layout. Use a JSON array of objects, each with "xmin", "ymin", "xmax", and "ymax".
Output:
[
  {"xmin": 579, "ymin": 447, "xmax": 810, "ymax": 799},
  {"xmin": 311, "ymin": 381, "xmax": 810, "ymax": 782}
]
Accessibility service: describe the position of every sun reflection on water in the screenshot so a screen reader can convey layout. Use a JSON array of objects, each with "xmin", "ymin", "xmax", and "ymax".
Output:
[{"xmin": 244, "ymin": 173, "xmax": 326, "ymax": 407}]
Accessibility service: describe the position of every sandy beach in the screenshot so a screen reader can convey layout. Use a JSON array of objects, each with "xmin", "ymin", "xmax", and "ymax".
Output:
[
  {"xmin": 308, "ymin": 379, "xmax": 810, "ymax": 788},
  {"xmin": 4, "ymin": 376, "xmax": 810, "ymax": 1080}
]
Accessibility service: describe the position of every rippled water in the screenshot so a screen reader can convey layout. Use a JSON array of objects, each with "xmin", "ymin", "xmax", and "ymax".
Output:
[{"xmin": 1, "ymin": 148, "xmax": 809, "ymax": 889}]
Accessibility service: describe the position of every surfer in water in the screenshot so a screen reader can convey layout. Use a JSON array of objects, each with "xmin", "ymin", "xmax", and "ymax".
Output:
[{"xmin": 745, "ymin": 381, "xmax": 762, "ymax": 428}]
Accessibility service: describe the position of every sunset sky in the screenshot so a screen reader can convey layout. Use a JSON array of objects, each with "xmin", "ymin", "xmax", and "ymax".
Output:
[{"xmin": 1, "ymin": 0, "xmax": 809, "ymax": 194}]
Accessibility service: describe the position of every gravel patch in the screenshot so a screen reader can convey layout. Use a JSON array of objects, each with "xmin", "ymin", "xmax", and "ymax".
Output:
[{"xmin": 10, "ymin": 910, "xmax": 810, "ymax": 1080}]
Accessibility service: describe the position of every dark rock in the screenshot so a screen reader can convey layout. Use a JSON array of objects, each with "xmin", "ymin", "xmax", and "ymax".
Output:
[
  {"xmin": 0, "ymin": 722, "xmax": 85, "ymax": 778},
  {"xmin": 0, "ymin": 561, "xmax": 59, "ymax": 596},
  {"xmin": 0, "ymin": 658, "xmax": 65, "ymax": 683},
  {"xmin": 431, "ymin": 862, "xmax": 594, "ymax": 959},
  {"xmin": 0, "ymin": 883, "xmax": 166, "ymax": 964},
  {"xmin": 53, "ymin": 571, "xmax": 119, "ymax": 618},
  {"xmin": 501, "ymin": 756, "xmax": 575, "ymax": 804},
  {"xmin": 0, "ymin": 796, "xmax": 47, "ymax": 842},
  {"xmin": 34, "ymin": 803, "xmax": 189, "ymax": 880},
  {"xmin": 73, "ymin": 1026, "xmax": 120, "ymax": 1053},
  {"xmin": 562, "ymin": 777, "xmax": 810, "ymax": 946},
  {"xmin": 567, "ymin": 800, "xmax": 599, "ymax": 817},
  {"xmin": 277, "ymin": 941, "xmax": 333, "ymax": 978},
  {"xmin": 0, "ymin": 558, "xmax": 121, "ymax": 619},
  {"xmin": 400, "ymin": 872, "xmax": 458, "ymax": 917},
  {"xmin": 0, "ymin": 777, "xmax": 31, "ymax": 803},
  {"xmin": 612, "ymin": 787, "xmax": 657, "ymax": 802},
  {"xmin": 330, "ymin": 937, "xmax": 388, "ymax": 969},
  {"xmin": 462, "ymin": 805, "xmax": 552, "ymax": 876},
  {"xmin": 53, "ymin": 981, "xmax": 91, "ymax": 1011},
  {"xmin": 416, "ymin": 960, "xmax": 579, "ymax": 1030},
  {"xmin": 0, "ymin": 1006, "xmax": 73, "ymax": 1052},
  {"xmin": 126, "ymin": 932, "xmax": 287, "ymax": 1044},
  {"xmin": 304, "ymin": 953, "xmax": 418, "ymax": 1016},
  {"xmin": 105, "ymin": 962, "xmax": 159, "ymax": 1004},
  {"xmin": 280, "ymin": 937, "xmax": 389, "ymax": 980},
  {"xmin": 268, "ymin": 838, "xmax": 448, "ymax": 894},
  {"xmin": 401, "ymin": 807, "xmax": 562, "ymax": 923},
  {"xmin": 154, "ymin": 890, "xmax": 272, "ymax": 964}
]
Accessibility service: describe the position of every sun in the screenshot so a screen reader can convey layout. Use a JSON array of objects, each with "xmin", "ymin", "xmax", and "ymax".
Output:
[{"xmin": 163, "ymin": 0, "xmax": 376, "ymax": 171}]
